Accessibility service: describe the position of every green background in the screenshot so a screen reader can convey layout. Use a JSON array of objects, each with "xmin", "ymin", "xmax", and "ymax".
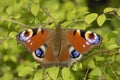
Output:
[{"xmin": 0, "ymin": 0, "xmax": 120, "ymax": 80}]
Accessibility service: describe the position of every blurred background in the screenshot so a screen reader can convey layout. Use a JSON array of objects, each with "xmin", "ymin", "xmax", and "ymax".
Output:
[{"xmin": 0, "ymin": 0, "xmax": 120, "ymax": 80}]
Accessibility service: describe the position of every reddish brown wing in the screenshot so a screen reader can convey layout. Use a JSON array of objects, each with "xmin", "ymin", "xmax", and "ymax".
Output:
[
  {"xmin": 66, "ymin": 29, "xmax": 102, "ymax": 54},
  {"xmin": 17, "ymin": 28, "xmax": 52, "ymax": 51},
  {"xmin": 58, "ymin": 42, "xmax": 70, "ymax": 62},
  {"xmin": 32, "ymin": 44, "xmax": 56, "ymax": 67}
]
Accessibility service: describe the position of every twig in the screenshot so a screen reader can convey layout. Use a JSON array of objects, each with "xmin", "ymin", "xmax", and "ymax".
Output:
[
  {"xmin": 40, "ymin": 7, "xmax": 56, "ymax": 24},
  {"xmin": 109, "ymin": 64, "xmax": 119, "ymax": 80},
  {"xmin": 84, "ymin": 67, "xmax": 90, "ymax": 80},
  {"xmin": 110, "ymin": 12, "xmax": 120, "ymax": 21},
  {"xmin": 0, "ymin": 16, "xmax": 30, "ymax": 27}
]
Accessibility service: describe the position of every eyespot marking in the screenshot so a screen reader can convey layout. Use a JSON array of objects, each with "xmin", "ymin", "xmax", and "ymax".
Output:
[
  {"xmin": 24, "ymin": 30, "xmax": 30, "ymax": 37},
  {"xmin": 33, "ymin": 44, "xmax": 47, "ymax": 58},
  {"xmin": 19, "ymin": 29, "xmax": 33, "ymax": 41},
  {"xmin": 68, "ymin": 46, "xmax": 81, "ymax": 58},
  {"xmin": 35, "ymin": 48, "xmax": 44, "ymax": 58},
  {"xmin": 85, "ymin": 31, "xmax": 101, "ymax": 44},
  {"xmin": 71, "ymin": 50, "xmax": 80, "ymax": 58}
]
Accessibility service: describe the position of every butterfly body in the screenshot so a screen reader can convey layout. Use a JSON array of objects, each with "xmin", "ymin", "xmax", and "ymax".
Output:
[{"xmin": 17, "ymin": 25, "xmax": 102, "ymax": 67}]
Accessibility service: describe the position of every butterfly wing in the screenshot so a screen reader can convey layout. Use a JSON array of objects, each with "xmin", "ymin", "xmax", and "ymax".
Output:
[
  {"xmin": 16, "ymin": 28, "xmax": 52, "ymax": 51},
  {"xmin": 65, "ymin": 29, "xmax": 102, "ymax": 54},
  {"xmin": 17, "ymin": 28, "xmax": 57, "ymax": 67},
  {"xmin": 32, "ymin": 43, "xmax": 56, "ymax": 67},
  {"xmin": 17, "ymin": 27, "xmax": 102, "ymax": 67}
]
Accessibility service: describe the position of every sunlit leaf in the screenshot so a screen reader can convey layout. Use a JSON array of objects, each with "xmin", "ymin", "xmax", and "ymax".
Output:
[
  {"xmin": 97, "ymin": 14, "xmax": 106, "ymax": 26},
  {"xmin": 2, "ymin": 73, "xmax": 13, "ymax": 80},
  {"xmin": 31, "ymin": 3, "xmax": 39, "ymax": 16},
  {"xmin": 85, "ymin": 13, "xmax": 98, "ymax": 24},
  {"xmin": 88, "ymin": 60, "xmax": 96, "ymax": 69},
  {"xmin": 18, "ymin": 66, "xmax": 34, "ymax": 77},
  {"xmin": 10, "ymin": 55, "xmax": 17, "ymax": 63},
  {"xmin": 6, "ymin": 6, "xmax": 13, "ymax": 15},
  {"xmin": 89, "ymin": 67, "xmax": 102, "ymax": 76},
  {"xmin": 95, "ymin": 56, "xmax": 105, "ymax": 61},
  {"xmin": 108, "ymin": 44, "xmax": 118, "ymax": 50},
  {"xmin": 62, "ymin": 68, "xmax": 71, "ymax": 80},
  {"xmin": 3, "ymin": 55, "xmax": 9, "ymax": 62},
  {"xmin": 33, "ymin": 69, "xmax": 43, "ymax": 80},
  {"xmin": 104, "ymin": 7, "xmax": 115, "ymax": 13},
  {"xmin": 47, "ymin": 66, "xmax": 59, "ymax": 80},
  {"xmin": 116, "ymin": 9, "xmax": 120, "ymax": 16},
  {"xmin": 29, "ymin": 62, "xmax": 40, "ymax": 69},
  {"xmin": 33, "ymin": 0, "xmax": 41, "ymax": 3},
  {"xmin": 9, "ymin": 32, "xmax": 17, "ymax": 38},
  {"xmin": 72, "ymin": 63, "xmax": 82, "ymax": 71},
  {"xmin": 3, "ymin": 40, "xmax": 9, "ymax": 49},
  {"xmin": 7, "ymin": 22, "xmax": 12, "ymax": 29}
]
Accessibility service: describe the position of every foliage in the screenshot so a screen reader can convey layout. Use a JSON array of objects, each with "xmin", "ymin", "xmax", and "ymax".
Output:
[{"xmin": 0, "ymin": 0, "xmax": 120, "ymax": 80}]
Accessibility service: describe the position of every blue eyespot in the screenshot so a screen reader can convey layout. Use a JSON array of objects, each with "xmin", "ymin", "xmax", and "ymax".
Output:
[
  {"xmin": 18, "ymin": 29, "xmax": 33, "ymax": 42},
  {"xmin": 71, "ymin": 50, "xmax": 80, "ymax": 58},
  {"xmin": 35, "ymin": 48, "xmax": 44, "ymax": 58},
  {"xmin": 19, "ymin": 32, "xmax": 30, "ymax": 41},
  {"xmin": 90, "ymin": 34, "xmax": 100, "ymax": 44},
  {"xmin": 85, "ymin": 31, "xmax": 102, "ymax": 45}
]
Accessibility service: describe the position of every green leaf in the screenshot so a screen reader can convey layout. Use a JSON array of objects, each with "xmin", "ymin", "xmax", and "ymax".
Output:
[
  {"xmin": 62, "ymin": 68, "xmax": 71, "ymax": 80},
  {"xmin": 47, "ymin": 66, "xmax": 59, "ymax": 80},
  {"xmin": 85, "ymin": 13, "xmax": 98, "ymax": 24},
  {"xmin": 18, "ymin": 66, "xmax": 34, "ymax": 77},
  {"xmin": 15, "ymin": 25, "xmax": 20, "ymax": 30},
  {"xmin": 7, "ymin": 22, "xmax": 12, "ymax": 29},
  {"xmin": 33, "ymin": 0, "xmax": 41, "ymax": 3},
  {"xmin": 104, "ymin": 7, "xmax": 115, "ymax": 13},
  {"xmin": 116, "ymin": 9, "xmax": 120, "ymax": 16},
  {"xmin": 3, "ymin": 40, "xmax": 9, "ymax": 49},
  {"xmin": 33, "ymin": 69, "xmax": 43, "ymax": 80},
  {"xmin": 29, "ymin": 62, "xmax": 40, "ymax": 69},
  {"xmin": 9, "ymin": 32, "xmax": 17, "ymax": 38},
  {"xmin": 2, "ymin": 73, "xmax": 13, "ymax": 80},
  {"xmin": 95, "ymin": 56, "xmax": 105, "ymax": 61},
  {"xmin": 89, "ymin": 67, "xmax": 102, "ymax": 76},
  {"xmin": 72, "ymin": 63, "xmax": 82, "ymax": 71},
  {"xmin": 97, "ymin": 14, "xmax": 106, "ymax": 26},
  {"xmin": 31, "ymin": 3, "xmax": 39, "ymax": 16},
  {"xmin": 88, "ymin": 60, "xmax": 96, "ymax": 69},
  {"xmin": 108, "ymin": 44, "xmax": 118, "ymax": 50},
  {"xmin": 10, "ymin": 55, "xmax": 17, "ymax": 63},
  {"xmin": 3, "ymin": 55, "xmax": 9, "ymax": 62},
  {"xmin": 6, "ymin": 6, "xmax": 13, "ymax": 15},
  {"xmin": 108, "ymin": 38, "xmax": 119, "ymax": 50}
]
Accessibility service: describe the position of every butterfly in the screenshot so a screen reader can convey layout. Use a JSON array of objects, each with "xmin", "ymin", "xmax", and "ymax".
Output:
[{"xmin": 16, "ymin": 24, "xmax": 102, "ymax": 67}]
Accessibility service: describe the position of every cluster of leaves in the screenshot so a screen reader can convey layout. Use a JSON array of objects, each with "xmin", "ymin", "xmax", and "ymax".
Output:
[{"xmin": 0, "ymin": 0, "xmax": 120, "ymax": 80}]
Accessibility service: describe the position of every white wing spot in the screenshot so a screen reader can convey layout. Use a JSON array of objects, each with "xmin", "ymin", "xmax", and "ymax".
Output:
[
  {"xmin": 30, "ymin": 43, "xmax": 33, "ymax": 45},
  {"xmin": 69, "ymin": 46, "xmax": 74, "ymax": 54},
  {"xmin": 86, "ymin": 41, "xmax": 90, "ymax": 46},
  {"xmin": 27, "ymin": 39, "xmax": 31, "ymax": 43},
  {"xmin": 83, "ymin": 45, "xmax": 85, "ymax": 47}
]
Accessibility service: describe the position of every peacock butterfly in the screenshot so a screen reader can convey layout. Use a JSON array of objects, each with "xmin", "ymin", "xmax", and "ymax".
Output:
[{"xmin": 16, "ymin": 24, "xmax": 102, "ymax": 67}]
